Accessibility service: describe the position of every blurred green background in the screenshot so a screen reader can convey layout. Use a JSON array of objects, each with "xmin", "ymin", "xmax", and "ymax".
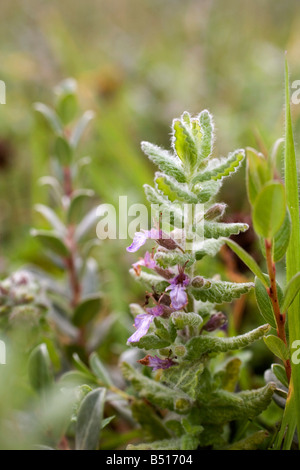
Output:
[{"xmin": 1, "ymin": 0, "xmax": 300, "ymax": 449}]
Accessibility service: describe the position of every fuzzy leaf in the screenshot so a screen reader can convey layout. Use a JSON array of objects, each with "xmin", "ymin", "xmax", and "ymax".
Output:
[
  {"xmin": 221, "ymin": 358, "xmax": 242, "ymax": 392},
  {"xmin": 155, "ymin": 251, "xmax": 194, "ymax": 268},
  {"xmin": 197, "ymin": 383, "xmax": 275, "ymax": 424},
  {"xmin": 155, "ymin": 172, "xmax": 198, "ymax": 203},
  {"xmin": 171, "ymin": 311, "xmax": 203, "ymax": 330},
  {"xmin": 185, "ymin": 324, "xmax": 270, "ymax": 359},
  {"xmin": 193, "ymin": 180, "xmax": 221, "ymax": 203},
  {"xmin": 161, "ymin": 360, "xmax": 204, "ymax": 399},
  {"xmin": 129, "ymin": 268, "xmax": 169, "ymax": 293},
  {"xmin": 195, "ymin": 238, "xmax": 225, "ymax": 260},
  {"xmin": 226, "ymin": 430, "xmax": 269, "ymax": 450},
  {"xmin": 131, "ymin": 400, "xmax": 171, "ymax": 441},
  {"xmin": 204, "ymin": 222, "xmax": 248, "ymax": 239},
  {"xmin": 172, "ymin": 117, "xmax": 198, "ymax": 169},
  {"xmin": 191, "ymin": 279, "xmax": 253, "ymax": 303},
  {"xmin": 197, "ymin": 110, "xmax": 214, "ymax": 163},
  {"xmin": 121, "ymin": 362, "xmax": 192, "ymax": 412},
  {"xmin": 192, "ymin": 150, "xmax": 245, "ymax": 184},
  {"xmin": 141, "ymin": 141, "xmax": 186, "ymax": 183},
  {"xmin": 127, "ymin": 438, "xmax": 183, "ymax": 451}
]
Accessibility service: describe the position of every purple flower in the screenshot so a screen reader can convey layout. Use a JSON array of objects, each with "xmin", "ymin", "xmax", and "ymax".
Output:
[
  {"xmin": 166, "ymin": 267, "xmax": 190, "ymax": 310},
  {"xmin": 127, "ymin": 228, "xmax": 180, "ymax": 253},
  {"xmin": 128, "ymin": 304, "xmax": 164, "ymax": 343},
  {"xmin": 138, "ymin": 354, "xmax": 176, "ymax": 370},
  {"xmin": 126, "ymin": 229, "xmax": 160, "ymax": 253},
  {"xmin": 132, "ymin": 251, "xmax": 157, "ymax": 275}
]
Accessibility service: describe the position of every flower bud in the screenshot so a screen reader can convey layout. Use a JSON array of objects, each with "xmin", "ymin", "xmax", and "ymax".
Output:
[
  {"xmin": 204, "ymin": 203, "xmax": 227, "ymax": 221},
  {"xmin": 203, "ymin": 312, "xmax": 227, "ymax": 332}
]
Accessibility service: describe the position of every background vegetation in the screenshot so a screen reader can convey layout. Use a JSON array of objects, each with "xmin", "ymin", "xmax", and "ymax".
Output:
[{"xmin": 1, "ymin": 0, "xmax": 300, "ymax": 449}]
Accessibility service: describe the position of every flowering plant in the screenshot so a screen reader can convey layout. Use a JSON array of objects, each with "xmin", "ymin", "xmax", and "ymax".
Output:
[{"xmin": 122, "ymin": 110, "xmax": 276, "ymax": 450}]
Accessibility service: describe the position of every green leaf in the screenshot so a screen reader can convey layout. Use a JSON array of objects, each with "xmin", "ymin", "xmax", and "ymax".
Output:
[
  {"xmin": 194, "ymin": 238, "xmax": 225, "ymax": 260},
  {"xmin": 246, "ymin": 147, "xmax": 272, "ymax": 206},
  {"xmin": 193, "ymin": 180, "xmax": 221, "ymax": 203},
  {"xmin": 192, "ymin": 150, "xmax": 245, "ymax": 184},
  {"xmin": 155, "ymin": 172, "xmax": 198, "ymax": 203},
  {"xmin": 225, "ymin": 238, "xmax": 267, "ymax": 286},
  {"xmin": 171, "ymin": 311, "xmax": 203, "ymax": 330},
  {"xmin": 121, "ymin": 362, "xmax": 192, "ymax": 413},
  {"xmin": 130, "ymin": 333, "xmax": 171, "ymax": 350},
  {"xmin": 129, "ymin": 268, "xmax": 169, "ymax": 293},
  {"xmin": 155, "ymin": 251, "xmax": 194, "ymax": 268},
  {"xmin": 54, "ymin": 136, "xmax": 73, "ymax": 165},
  {"xmin": 221, "ymin": 358, "xmax": 242, "ymax": 392},
  {"xmin": 172, "ymin": 117, "xmax": 198, "ymax": 169},
  {"xmin": 197, "ymin": 384, "xmax": 275, "ymax": 425},
  {"xmin": 273, "ymin": 209, "xmax": 291, "ymax": 262},
  {"xmin": 28, "ymin": 343, "xmax": 54, "ymax": 392},
  {"xmin": 127, "ymin": 438, "xmax": 183, "ymax": 451},
  {"xmin": 73, "ymin": 294, "xmax": 102, "ymax": 327},
  {"xmin": 67, "ymin": 189, "xmax": 95, "ymax": 224},
  {"xmin": 254, "ymin": 277, "xmax": 277, "ymax": 329},
  {"xmin": 34, "ymin": 204, "xmax": 66, "ymax": 235},
  {"xmin": 143, "ymin": 184, "xmax": 183, "ymax": 226},
  {"xmin": 74, "ymin": 206, "xmax": 100, "ymax": 242},
  {"xmin": 186, "ymin": 324, "xmax": 270, "ymax": 359},
  {"xmin": 272, "ymin": 363, "xmax": 289, "ymax": 388},
  {"xmin": 226, "ymin": 430, "xmax": 269, "ymax": 450},
  {"xmin": 197, "ymin": 109, "xmax": 213, "ymax": 163},
  {"xmin": 161, "ymin": 360, "xmax": 204, "ymax": 400},
  {"xmin": 30, "ymin": 229, "xmax": 69, "ymax": 257},
  {"xmin": 56, "ymin": 92, "xmax": 78, "ymax": 125},
  {"xmin": 282, "ymin": 58, "xmax": 300, "ymax": 448},
  {"xmin": 204, "ymin": 222, "xmax": 248, "ymax": 239},
  {"xmin": 131, "ymin": 400, "xmax": 171, "ymax": 441},
  {"xmin": 282, "ymin": 272, "xmax": 300, "ymax": 313},
  {"xmin": 89, "ymin": 352, "xmax": 112, "ymax": 387},
  {"xmin": 263, "ymin": 335, "xmax": 289, "ymax": 361},
  {"xmin": 141, "ymin": 141, "xmax": 186, "ymax": 183},
  {"xmin": 252, "ymin": 182, "xmax": 286, "ymax": 239},
  {"xmin": 70, "ymin": 110, "xmax": 95, "ymax": 148},
  {"xmin": 34, "ymin": 102, "xmax": 63, "ymax": 134},
  {"xmin": 191, "ymin": 279, "xmax": 253, "ymax": 303},
  {"xmin": 75, "ymin": 388, "xmax": 106, "ymax": 450}
]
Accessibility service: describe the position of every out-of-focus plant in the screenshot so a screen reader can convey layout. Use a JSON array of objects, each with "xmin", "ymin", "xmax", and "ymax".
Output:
[
  {"xmin": 122, "ymin": 110, "xmax": 276, "ymax": 450},
  {"xmin": 225, "ymin": 61, "xmax": 300, "ymax": 449},
  {"xmin": 31, "ymin": 79, "xmax": 104, "ymax": 359}
]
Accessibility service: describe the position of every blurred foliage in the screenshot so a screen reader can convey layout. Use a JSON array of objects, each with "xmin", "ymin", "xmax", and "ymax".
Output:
[{"xmin": 1, "ymin": 0, "xmax": 300, "ymax": 449}]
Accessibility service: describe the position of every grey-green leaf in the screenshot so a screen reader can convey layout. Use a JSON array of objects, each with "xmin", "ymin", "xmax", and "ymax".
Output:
[{"xmin": 75, "ymin": 388, "xmax": 106, "ymax": 450}]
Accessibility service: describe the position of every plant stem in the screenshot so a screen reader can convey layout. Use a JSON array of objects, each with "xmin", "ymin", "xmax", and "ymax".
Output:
[{"xmin": 265, "ymin": 239, "xmax": 291, "ymax": 382}]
